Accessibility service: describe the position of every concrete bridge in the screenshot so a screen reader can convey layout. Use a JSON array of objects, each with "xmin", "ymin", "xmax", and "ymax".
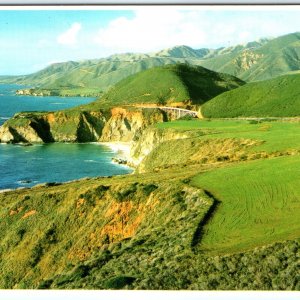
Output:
[
  {"xmin": 138, "ymin": 105, "xmax": 199, "ymax": 119},
  {"xmin": 159, "ymin": 106, "xmax": 198, "ymax": 119}
]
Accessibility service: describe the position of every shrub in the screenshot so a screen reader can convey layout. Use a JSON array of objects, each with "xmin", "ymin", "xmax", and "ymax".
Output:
[
  {"xmin": 103, "ymin": 276, "xmax": 136, "ymax": 289},
  {"xmin": 37, "ymin": 279, "xmax": 53, "ymax": 289},
  {"xmin": 157, "ymin": 93, "xmax": 167, "ymax": 106},
  {"xmin": 178, "ymin": 115, "xmax": 194, "ymax": 121}
]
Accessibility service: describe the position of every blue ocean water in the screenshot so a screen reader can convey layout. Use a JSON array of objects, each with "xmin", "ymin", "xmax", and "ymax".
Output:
[
  {"xmin": 0, "ymin": 143, "xmax": 131, "ymax": 190},
  {"xmin": 0, "ymin": 84, "xmax": 96, "ymax": 126},
  {"xmin": 0, "ymin": 84, "xmax": 132, "ymax": 190}
]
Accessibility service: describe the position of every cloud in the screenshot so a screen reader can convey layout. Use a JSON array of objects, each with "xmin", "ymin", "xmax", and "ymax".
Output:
[
  {"xmin": 92, "ymin": 8, "xmax": 300, "ymax": 53},
  {"xmin": 57, "ymin": 22, "xmax": 82, "ymax": 46},
  {"xmin": 93, "ymin": 9, "xmax": 207, "ymax": 52}
]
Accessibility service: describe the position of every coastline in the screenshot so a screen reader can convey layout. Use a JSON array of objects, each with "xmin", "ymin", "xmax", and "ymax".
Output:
[
  {"xmin": 99, "ymin": 142, "xmax": 135, "ymax": 172},
  {"xmin": 0, "ymin": 142, "xmax": 134, "ymax": 192}
]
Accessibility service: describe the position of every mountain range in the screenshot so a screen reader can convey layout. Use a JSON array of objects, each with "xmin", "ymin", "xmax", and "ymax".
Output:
[{"xmin": 1, "ymin": 32, "xmax": 300, "ymax": 93}]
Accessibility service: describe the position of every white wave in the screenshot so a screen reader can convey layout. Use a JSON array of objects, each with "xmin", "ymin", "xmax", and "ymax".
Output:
[
  {"xmin": 17, "ymin": 180, "xmax": 32, "ymax": 185},
  {"xmin": 84, "ymin": 159, "xmax": 98, "ymax": 163},
  {"xmin": 99, "ymin": 142, "xmax": 131, "ymax": 156}
]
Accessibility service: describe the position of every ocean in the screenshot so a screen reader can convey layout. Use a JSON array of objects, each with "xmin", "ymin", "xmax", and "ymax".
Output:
[
  {"xmin": 0, "ymin": 84, "xmax": 132, "ymax": 190},
  {"xmin": 0, "ymin": 84, "xmax": 95, "ymax": 126}
]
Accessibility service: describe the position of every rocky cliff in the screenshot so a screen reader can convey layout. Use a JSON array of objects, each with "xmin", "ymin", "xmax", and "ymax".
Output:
[
  {"xmin": 0, "ymin": 112, "xmax": 53, "ymax": 143},
  {"xmin": 127, "ymin": 125, "xmax": 265, "ymax": 173},
  {"xmin": 0, "ymin": 107, "xmax": 169, "ymax": 144},
  {"xmin": 100, "ymin": 107, "xmax": 167, "ymax": 142},
  {"xmin": 0, "ymin": 111, "xmax": 105, "ymax": 143}
]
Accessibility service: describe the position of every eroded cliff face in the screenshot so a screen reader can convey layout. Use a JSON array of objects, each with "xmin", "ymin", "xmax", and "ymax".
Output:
[
  {"xmin": 100, "ymin": 107, "xmax": 167, "ymax": 142},
  {"xmin": 0, "ymin": 107, "xmax": 168, "ymax": 144},
  {"xmin": 45, "ymin": 111, "xmax": 106, "ymax": 142},
  {"xmin": 128, "ymin": 127, "xmax": 191, "ymax": 170},
  {"xmin": 128, "ymin": 126, "xmax": 265, "ymax": 173},
  {"xmin": 234, "ymin": 50, "xmax": 264, "ymax": 71},
  {"xmin": 0, "ymin": 111, "xmax": 106, "ymax": 144},
  {"xmin": 0, "ymin": 113, "xmax": 53, "ymax": 143}
]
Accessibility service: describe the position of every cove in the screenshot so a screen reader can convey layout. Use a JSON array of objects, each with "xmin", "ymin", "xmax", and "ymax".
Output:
[{"xmin": 0, "ymin": 143, "xmax": 132, "ymax": 190}]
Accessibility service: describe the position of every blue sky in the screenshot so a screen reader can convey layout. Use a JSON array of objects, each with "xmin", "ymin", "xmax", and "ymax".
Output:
[{"xmin": 0, "ymin": 6, "xmax": 300, "ymax": 75}]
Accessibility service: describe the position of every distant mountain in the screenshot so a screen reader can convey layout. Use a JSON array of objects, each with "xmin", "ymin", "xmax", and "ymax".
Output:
[
  {"xmin": 154, "ymin": 45, "xmax": 211, "ymax": 59},
  {"xmin": 1, "ymin": 32, "xmax": 300, "ymax": 93},
  {"xmin": 0, "ymin": 56, "xmax": 188, "ymax": 92},
  {"xmin": 201, "ymin": 73, "xmax": 300, "ymax": 117},
  {"xmin": 201, "ymin": 32, "xmax": 300, "ymax": 81}
]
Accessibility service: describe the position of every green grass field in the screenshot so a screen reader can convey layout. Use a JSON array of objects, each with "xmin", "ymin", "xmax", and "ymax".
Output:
[
  {"xmin": 156, "ymin": 119, "xmax": 300, "ymax": 155},
  {"xmin": 190, "ymin": 155, "xmax": 300, "ymax": 254}
]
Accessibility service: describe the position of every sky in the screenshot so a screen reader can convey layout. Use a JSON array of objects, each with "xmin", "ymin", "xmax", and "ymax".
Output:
[{"xmin": 0, "ymin": 6, "xmax": 300, "ymax": 75}]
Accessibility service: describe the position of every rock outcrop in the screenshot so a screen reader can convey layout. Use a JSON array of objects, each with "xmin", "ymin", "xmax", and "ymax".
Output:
[
  {"xmin": 0, "ymin": 111, "xmax": 105, "ymax": 144},
  {"xmin": 0, "ymin": 113, "xmax": 52, "ymax": 143},
  {"xmin": 128, "ymin": 127, "xmax": 191, "ymax": 170},
  {"xmin": 100, "ymin": 107, "xmax": 167, "ymax": 142},
  {"xmin": 16, "ymin": 88, "xmax": 101, "ymax": 97}
]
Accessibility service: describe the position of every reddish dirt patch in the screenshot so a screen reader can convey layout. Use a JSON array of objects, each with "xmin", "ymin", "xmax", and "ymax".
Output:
[
  {"xmin": 22, "ymin": 210, "xmax": 37, "ymax": 219},
  {"xmin": 9, "ymin": 207, "xmax": 24, "ymax": 216},
  {"xmin": 46, "ymin": 113, "xmax": 55, "ymax": 123}
]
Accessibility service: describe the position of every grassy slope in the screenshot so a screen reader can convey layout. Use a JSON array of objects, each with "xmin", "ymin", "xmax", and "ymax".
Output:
[
  {"xmin": 98, "ymin": 64, "xmax": 244, "ymax": 107},
  {"xmin": 201, "ymin": 74, "xmax": 300, "ymax": 117},
  {"xmin": 0, "ymin": 170, "xmax": 212, "ymax": 289},
  {"xmin": 243, "ymin": 32, "xmax": 300, "ymax": 81},
  {"xmin": 156, "ymin": 119, "xmax": 300, "ymax": 154}
]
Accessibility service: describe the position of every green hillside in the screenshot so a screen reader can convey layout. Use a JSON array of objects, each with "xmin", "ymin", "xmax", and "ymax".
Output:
[
  {"xmin": 97, "ymin": 64, "xmax": 244, "ymax": 107},
  {"xmin": 201, "ymin": 73, "xmax": 300, "ymax": 117}
]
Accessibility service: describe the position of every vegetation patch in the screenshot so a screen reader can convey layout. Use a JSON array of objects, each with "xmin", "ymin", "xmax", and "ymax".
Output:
[{"xmin": 103, "ymin": 276, "xmax": 136, "ymax": 289}]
